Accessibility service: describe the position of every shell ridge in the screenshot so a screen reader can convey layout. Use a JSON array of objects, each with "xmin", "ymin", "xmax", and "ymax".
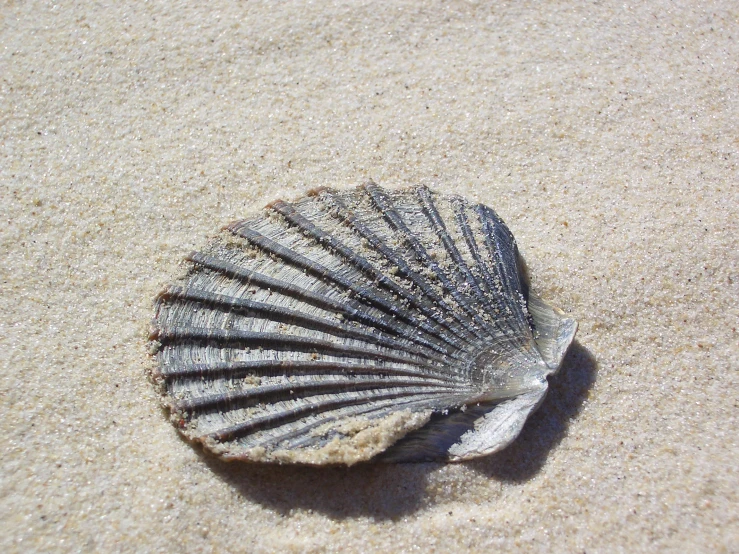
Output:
[
  {"xmin": 450, "ymin": 199, "xmax": 513, "ymax": 319},
  {"xmin": 210, "ymin": 386, "xmax": 468, "ymax": 443},
  {"xmin": 186, "ymin": 251, "xmax": 453, "ymax": 356},
  {"xmin": 416, "ymin": 188, "xmax": 490, "ymax": 303},
  {"xmin": 155, "ymin": 326, "xmax": 450, "ymax": 370},
  {"xmin": 363, "ymin": 182, "xmax": 494, "ymax": 338},
  {"xmin": 365, "ymin": 183, "xmax": 487, "ymax": 328},
  {"xmin": 158, "ymin": 360, "xmax": 457, "ymax": 382},
  {"xmin": 176, "ymin": 376, "xmax": 465, "ymax": 413},
  {"xmin": 446, "ymin": 198, "xmax": 535, "ymax": 358},
  {"xmin": 415, "ymin": 186, "xmax": 518, "ymax": 341},
  {"xmin": 313, "ymin": 187, "xmax": 481, "ymax": 346},
  {"xmin": 477, "ymin": 204, "xmax": 535, "ymax": 344},
  {"xmin": 158, "ymin": 286, "xmax": 451, "ymax": 365},
  {"xmin": 229, "ymin": 224, "xmax": 468, "ymax": 354},
  {"xmin": 266, "ymin": 198, "xmax": 471, "ymax": 356},
  {"xmin": 453, "ymin": 200, "xmax": 535, "ymax": 355}
]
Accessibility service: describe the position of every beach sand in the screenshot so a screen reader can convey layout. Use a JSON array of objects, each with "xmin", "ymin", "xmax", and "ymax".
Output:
[{"xmin": 1, "ymin": 1, "xmax": 737, "ymax": 552}]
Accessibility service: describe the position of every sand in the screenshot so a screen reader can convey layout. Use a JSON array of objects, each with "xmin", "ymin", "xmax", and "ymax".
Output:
[{"xmin": 1, "ymin": 1, "xmax": 737, "ymax": 552}]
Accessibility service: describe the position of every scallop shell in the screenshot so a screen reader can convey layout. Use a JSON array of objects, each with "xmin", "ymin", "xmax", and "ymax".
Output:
[{"xmin": 149, "ymin": 181, "xmax": 577, "ymax": 465}]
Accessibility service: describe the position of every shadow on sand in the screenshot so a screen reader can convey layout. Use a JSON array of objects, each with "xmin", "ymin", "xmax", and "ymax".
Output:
[{"xmin": 201, "ymin": 341, "xmax": 597, "ymax": 519}]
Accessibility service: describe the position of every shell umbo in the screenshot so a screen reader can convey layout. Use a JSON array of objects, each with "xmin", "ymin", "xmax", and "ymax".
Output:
[{"xmin": 149, "ymin": 181, "xmax": 577, "ymax": 465}]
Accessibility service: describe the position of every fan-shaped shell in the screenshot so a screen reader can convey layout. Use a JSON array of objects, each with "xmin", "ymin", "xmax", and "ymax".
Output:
[{"xmin": 149, "ymin": 181, "xmax": 577, "ymax": 465}]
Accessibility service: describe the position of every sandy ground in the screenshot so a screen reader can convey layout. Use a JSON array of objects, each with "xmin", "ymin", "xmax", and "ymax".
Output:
[{"xmin": 1, "ymin": 1, "xmax": 737, "ymax": 552}]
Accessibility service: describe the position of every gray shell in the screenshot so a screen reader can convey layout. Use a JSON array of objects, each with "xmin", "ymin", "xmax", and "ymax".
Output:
[{"xmin": 149, "ymin": 181, "xmax": 577, "ymax": 465}]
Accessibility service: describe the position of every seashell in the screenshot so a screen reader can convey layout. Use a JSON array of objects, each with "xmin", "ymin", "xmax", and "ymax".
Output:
[{"xmin": 149, "ymin": 181, "xmax": 577, "ymax": 465}]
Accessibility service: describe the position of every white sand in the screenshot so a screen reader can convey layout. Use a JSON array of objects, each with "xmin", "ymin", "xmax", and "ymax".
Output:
[{"xmin": 1, "ymin": 1, "xmax": 737, "ymax": 552}]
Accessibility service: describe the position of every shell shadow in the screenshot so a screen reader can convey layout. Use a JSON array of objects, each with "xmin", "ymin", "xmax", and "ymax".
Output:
[
  {"xmin": 201, "ymin": 453, "xmax": 437, "ymax": 519},
  {"xmin": 201, "ymin": 340, "xmax": 596, "ymax": 519}
]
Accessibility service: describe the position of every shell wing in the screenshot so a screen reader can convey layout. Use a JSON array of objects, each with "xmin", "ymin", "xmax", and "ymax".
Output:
[{"xmin": 150, "ymin": 182, "xmax": 576, "ymax": 464}]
